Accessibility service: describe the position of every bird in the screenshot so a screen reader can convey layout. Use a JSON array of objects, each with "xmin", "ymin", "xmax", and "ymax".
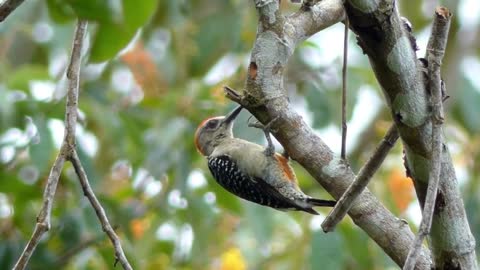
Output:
[{"xmin": 194, "ymin": 105, "xmax": 336, "ymax": 214}]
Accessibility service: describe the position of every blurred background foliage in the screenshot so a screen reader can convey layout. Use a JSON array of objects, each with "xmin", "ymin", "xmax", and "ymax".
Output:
[{"xmin": 0, "ymin": 0, "xmax": 479, "ymax": 269}]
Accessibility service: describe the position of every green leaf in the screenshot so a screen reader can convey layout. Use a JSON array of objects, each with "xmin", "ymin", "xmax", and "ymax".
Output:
[
  {"xmin": 89, "ymin": 0, "xmax": 158, "ymax": 62},
  {"xmin": 66, "ymin": 0, "xmax": 114, "ymax": 23},
  {"xmin": 90, "ymin": 22, "xmax": 134, "ymax": 63},
  {"xmin": 122, "ymin": 0, "xmax": 158, "ymax": 28},
  {"xmin": 45, "ymin": 0, "xmax": 129, "ymax": 25},
  {"xmin": 46, "ymin": 0, "xmax": 75, "ymax": 24}
]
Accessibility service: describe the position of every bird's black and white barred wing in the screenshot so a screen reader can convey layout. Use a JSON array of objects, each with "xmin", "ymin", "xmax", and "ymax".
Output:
[{"xmin": 207, "ymin": 155, "xmax": 302, "ymax": 211}]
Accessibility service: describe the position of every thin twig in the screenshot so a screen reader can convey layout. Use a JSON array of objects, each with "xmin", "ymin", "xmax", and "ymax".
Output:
[
  {"xmin": 12, "ymin": 20, "xmax": 89, "ymax": 270},
  {"xmin": 63, "ymin": 20, "xmax": 84, "ymax": 146},
  {"xmin": 70, "ymin": 151, "xmax": 132, "ymax": 270},
  {"xmin": 0, "ymin": 0, "xmax": 25, "ymax": 22},
  {"xmin": 224, "ymin": 86, "xmax": 244, "ymax": 105},
  {"xmin": 12, "ymin": 153, "xmax": 66, "ymax": 270},
  {"xmin": 322, "ymin": 124, "xmax": 399, "ymax": 232},
  {"xmin": 403, "ymin": 7, "xmax": 451, "ymax": 270},
  {"xmin": 341, "ymin": 16, "xmax": 349, "ymax": 160},
  {"xmin": 13, "ymin": 20, "xmax": 133, "ymax": 270}
]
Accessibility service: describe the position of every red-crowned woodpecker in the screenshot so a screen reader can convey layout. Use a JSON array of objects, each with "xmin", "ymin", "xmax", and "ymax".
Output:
[{"xmin": 194, "ymin": 106, "xmax": 335, "ymax": 214}]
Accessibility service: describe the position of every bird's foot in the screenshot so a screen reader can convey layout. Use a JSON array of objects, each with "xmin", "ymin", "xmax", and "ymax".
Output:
[{"xmin": 248, "ymin": 116, "xmax": 280, "ymax": 156}]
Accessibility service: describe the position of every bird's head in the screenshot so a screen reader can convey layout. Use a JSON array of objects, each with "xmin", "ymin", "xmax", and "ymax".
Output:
[{"xmin": 194, "ymin": 105, "xmax": 243, "ymax": 156}]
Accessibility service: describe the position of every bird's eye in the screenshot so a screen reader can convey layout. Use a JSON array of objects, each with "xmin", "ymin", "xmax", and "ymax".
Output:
[{"xmin": 206, "ymin": 119, "xmax": 219, "ymax": 129}]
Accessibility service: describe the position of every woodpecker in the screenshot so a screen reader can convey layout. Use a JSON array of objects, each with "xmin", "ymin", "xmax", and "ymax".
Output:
[{"xmin": 194, "ymin": 105, "xmax": 336, "ymax": 214}]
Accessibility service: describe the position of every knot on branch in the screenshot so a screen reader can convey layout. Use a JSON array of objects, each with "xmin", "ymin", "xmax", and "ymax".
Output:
[{"xmin": 37, "ymin": 221, "xmax": 51, "ymax": 232}]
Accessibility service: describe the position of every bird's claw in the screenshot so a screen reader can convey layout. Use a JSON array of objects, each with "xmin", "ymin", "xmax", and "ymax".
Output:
[
  {"xmin": 247, "ymin": 116, "xmax": 280, "ymax": 132},
  {"xmin": 248, "ymin": 116, "xmax": 280, "ymax": 156}
]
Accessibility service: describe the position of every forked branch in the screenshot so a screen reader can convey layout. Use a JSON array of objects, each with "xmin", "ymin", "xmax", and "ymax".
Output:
[{"xmin": 13, "ymin": 20, "xmax": 133, "ymax": 270}]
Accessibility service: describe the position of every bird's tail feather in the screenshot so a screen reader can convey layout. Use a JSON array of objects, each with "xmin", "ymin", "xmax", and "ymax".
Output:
[{"xmin": 301, "ymin": 207, "xmax": 320, "ymax": 215}]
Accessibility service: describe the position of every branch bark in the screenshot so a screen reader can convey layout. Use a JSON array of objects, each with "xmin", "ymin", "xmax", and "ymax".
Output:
[
  {"xmin": 70, "ymin": 151, "xmax": 132, "ymax": 270},
  {"xmin": 12, "ymin": 154, "xmax": 65, "ymax": 270},
  {"xmin": 225, "ymin": 0, "xmax": 431, "ymax": 268},
  {"xmin": 341, "ymin": 17, "xmax": 349, "ymax": 160},
  {"xmin": 403, "ymin": 7, "xmax": 450, "ymax": 269},
  {"xmin": 342, "ymin": 0, "xmax": 477, "ymax": 268},
  {"xmin": 0, "ymin": 0, "xmax": 25, "ymax": 22},
  {"xmin": 12, "ymin": 20, "xmax": 133, "ymax": 270}
]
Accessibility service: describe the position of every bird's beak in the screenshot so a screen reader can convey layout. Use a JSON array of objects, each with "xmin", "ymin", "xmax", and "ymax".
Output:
[{"xmin": 222, "ymin": 105, "xmax": 243, "ymax": 126}]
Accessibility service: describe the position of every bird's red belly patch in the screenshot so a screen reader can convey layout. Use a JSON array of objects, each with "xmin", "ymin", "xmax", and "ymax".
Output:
[{"xmin": 274, "ymin": 154, "xmax": 295, "ymax": 181}]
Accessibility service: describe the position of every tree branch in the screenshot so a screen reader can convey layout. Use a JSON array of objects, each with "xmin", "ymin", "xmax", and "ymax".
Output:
[
  {"xmin": 13, "ymin": 20, "xmax": 133, "ymax": 270},
  {"xmin": 12, "ymin": 154, "xmax": 66, "ymax": 270},
  {"xmin": 342, "ymin": 0, "xmax": 477, "ymax": 267},
  {"xmin": 322, "ymin": 124, "xmax": 399, "ymax": 232},
  {"xmin": 0, "ymin": 0, "xmax": 25, "ymax": 22},
  {"xmin": 225, "ymin": 0, "xmax": 432, "ymax": 268},
  {"xmin": 341, "ymin": 17, "xmax": 349, "ymax": 160},
  {"xmin": 287, "ymin": 0, "xmax": 345, "ymax": 42},
  {"xmin": 70, "ymin": 151, "xmax": 132, "ymax": 270},
  {"xmin": 403, "ymin": 7, "xmax": 453, "ymax": 270}
]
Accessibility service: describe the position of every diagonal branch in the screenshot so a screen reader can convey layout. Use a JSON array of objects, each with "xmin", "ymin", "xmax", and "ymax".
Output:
[
  {"xmin": 13, "ymin": 20, "xmax": 133, "ymax": 270},
  {"xmin": 403, "ymin": 7, "xmax": 451, "ymax": 270},
  {"xmin": 70, "ymin": 151, "xmax": 132, "ymax": 270},
  {"xmin": 0, "ymin": 0, "xmax": 25, "ymax": 22},
  {"xmin": 12, "ymin": 153, "xmax": 66, "ymax": 270},
  {"xmin": 322, "ymin": 124, "xmax": 399, "ymax": 232}
]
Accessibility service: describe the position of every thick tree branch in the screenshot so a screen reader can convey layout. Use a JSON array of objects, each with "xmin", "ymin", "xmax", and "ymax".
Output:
[
  {"xmin": 287, "ymin": 0, "xmax": 345, "ymax": 42},
  {"xmin": 0, "ymin": 0, "xmax": 25, "ymax": 22},
  {"xmin": 342, "ymin": 0, "xmax": 477, "ymax": 268},
  {"xmin": 225, "ymin": 0, "xmax": 432, "ymax": 268},
  {"xmin": 322, "ymin": 124, "xmax": 399, "ymax": 232},
  {"xmin": 13, "ymin": 20, "xmax": 133, "ymax": 270}
]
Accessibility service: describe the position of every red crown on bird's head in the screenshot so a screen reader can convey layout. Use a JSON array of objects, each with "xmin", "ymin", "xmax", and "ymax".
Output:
[{"xmin": 194, "ymin": 116, "xmax": 223, "ymax": 155}]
